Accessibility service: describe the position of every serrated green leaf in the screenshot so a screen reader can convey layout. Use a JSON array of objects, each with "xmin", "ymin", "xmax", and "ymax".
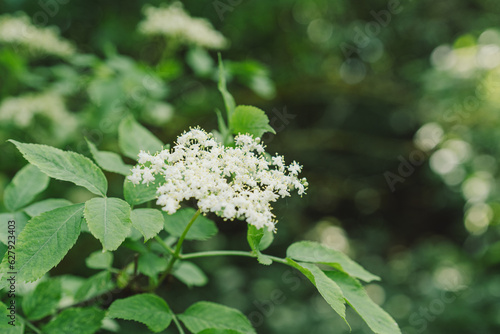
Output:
[
  {"xmin": 173, "ymin": 261, "xmax": 208, "ymax": 287},
  {"xmin": 74, "ymin": 271, "xmax": 115, "ymax": 302},
  {"xmin": 86, "ymin": 139, "xmax": 133, "ymax": 176},
  {"xmin": 123, "ymin": 177, "xmax": 159, "ymax": 206},
  {"xmin": 4, "ymin": 164, "xmax": 49, "ymax": 212},
  {"xmin": 108, "ymin": 294, "xmax": 173, "ymax": 333},
  {"xmin": 9, "ymin": 140, "xmax": 107, "ymax": 196},
  {"xmin": 122, "ymin": 238, "xmax": 148, "ymax": 254},
  {"xmin": 130, "ymin": 208, "xmax": 164, "ymax": 241},
  {"xmin": 218, "ymin": 54, "xmax": 236, "ymax": 120},
  {"xmin": 128, "ymin": 227, "xmax": 144, "ymax": 241},
  {"xmin": 22, "ymin": 279, "xmax": 62, "ymax": 320},
  {"xmin": 138, "ymin": 252, "xmax": 167, "ymax": 278},
  {"xmin": 325, "ymin": 271, "xmax": 401, "ymax": 334},
  {"xmin": 163, "ymin": 208, "xmax": 218, "ymax": 241},
  {"xmin": 179, "ymin": 301, "xmax": 256, "ymax": 334},
  {"xmin": 286, "ymin": 241, "xmax": 379, "ymax": 282},
  {"xmin": 23, "ymin": 199, "xmax": 73, "ymax": 218},
  {"xmin": 0, "ymin": 212, "xmax": 29, "ymax": 246},
  {"xmin": 118, "ymin": 116, "xmax": 163, "ymax": 159},
  {"xmin": 42, "ymin": 307, "xmax": 105, "ymax": 334},
  {"xmin": 247, "ymin": 225, "xmax": 272, "ymax": 265},
  {"xmin": 229, "ymin": 105, "xmax": 275, "ymax": 138},
  {"xmin": 286, "ymin": 259, "xmax": 346, "ymax": 322},
  {"xmin": 85, "ymin": 251, "xmax": 113, "ymax": 270},
  {"xmin": 84, "ymin": 197, "xmax": 132, "ymax": 251},
  {"xmin": 0, "ymin": 204, "xmax": 83, "ymax": 285}
]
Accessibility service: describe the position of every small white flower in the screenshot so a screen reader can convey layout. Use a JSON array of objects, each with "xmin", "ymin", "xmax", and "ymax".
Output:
[
  {"xmin": 288, "ymin": 161, "xmax": 302, "ymax": 175},
  {"xmin": 128, "ymin": 128, "xmax": 307, "ymax": 231},
  {"xmin": 137, "ymin": 151, "xmax": 151, "ymax": 164},
  {"xmin": 142, "ymin": 168, "xmax": 155, "ymax": 184}
]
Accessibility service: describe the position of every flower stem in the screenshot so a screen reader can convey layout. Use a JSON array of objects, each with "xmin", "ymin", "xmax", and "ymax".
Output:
[
  {"xmin": 154, "ymin": 235, "xmax": 176, "ymax": 255},
  {"xmin": 181, "ymin": 250, "xmax": 255, "ymax": 260},
  {"xmin": 156, "ymin": 209, "xmax": 201, "ymax": 288},
  {"xmin": 172, "ymin": 313, "xmax": 185, "ymax": 334},
  {"xmin": 180, "ymin": 250, "xmax": 289, "ymax": 265},
  {"xmin": 18, "ymin": 314, "xmax": 42, "ymax": 334}
]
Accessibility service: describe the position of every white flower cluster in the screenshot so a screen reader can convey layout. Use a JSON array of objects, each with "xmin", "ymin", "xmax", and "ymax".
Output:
[
  {"xmin": 0, "ymin": 13, "xmax": 75, "ymax": 58},
  {"xmin": 0, "ymin": 91, "xmax": 77, "ymax": 138},
  {"xmin": 128, "ymin": 128, "xmax": 307, "ymax": 231},
  {"xmin": 138, "ymin": 2, "xmax": 228, "ymax": 49}
]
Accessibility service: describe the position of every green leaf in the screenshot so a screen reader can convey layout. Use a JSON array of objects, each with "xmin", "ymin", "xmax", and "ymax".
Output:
[
  {"xmin": 86, "ymin": 138, "xmax": 133, "ymax": 176},
  {"xmin": 22, "ymin": 279, "xmax": 62, "ymax": 320},
  {"xmin": 325, "ymin": 271, "xmax": 401, "ymax": 334},
  {"xmin": 84, "ymin": 197, "xmax": 132, "ymax": 251},
  {"xmin": 24, "ymin": 199, "xmax": 73, "ymax": 218},
  {"xmin": 123, "ymin": 177, "xmax": 159, "ymax": 206},
  {"xmin": 74, "ymin": 271, "xmax": 115, "ymax": 302},
  {"xmin": 137, "ymin": 252, "xmax": 168, "ymax": 278},
  {"xmin": 229, "ymin": 105, "xmax": 276, "ymax": 138},
  {"xmin": 259, "ymin": 228, "xmax": 274, "ymax": 251},
  {"xmin": 0, "ymin": 243, "xmax": 6, "ymax": 261},
  {"xmin": 108, "ymin": 293, "xmax": 173, "ymax": 333},
  {"xmin": 286, "ymin": 241, "xmax": 379, "ymax": 282},
  {"xmin": 286, "ymin": 259, "xmax": 346, "ymax": 322},
  {"xmin": 85, "ymin": 251, "xmax": 113, "ymax": 270},
  {"xmin": 130, "ymin": 208, "xmax": 164, "ymax": 241},
  {"xmin": 42, "ymin": 307, "xmax": 105, "ymax": 334},
  {"xmin": 218, "ymin": 54, "xmax": 236, "ymax": 120},
  {"xmin": 4, "ymin": 164, "xmax": 50, "ymax": 212},
  {"xmin": 0, "ymin": 212, "xmax": 29, "ymax": 246},
  {"xmin": 215, "ymin": 108, "xmax": 231, "ymax": 142},
  {"xmin": 163, "ymin": 208, "xmax": 218, "ymax": 241},
  {"xmin": 0, "ymin": 204, "xmax": 84, "ymax": 284},
  {"xmin": 0, "ymin": 301, "xmax": 24, "ymax": 332},
  {"xmin": 122, "ymin": 238, "xmax": 149, "ymax": 254},
  {"xmin": 118, "ymin": 116, "xmax": 163, "ymax": 159},
  {"xmin": 247, "ymin": 225, "xmax": 272, "ymax": 265},
  {"xmin": 173, "ymin": 261, "xmax": 208, "ymax": 287},
  {"xmin": 187, "ymin": 47, "xmax": 214, "ymax": 77},
  {"xmin": 179, "ymin": 301, "xmax": 256, "ymax": 334},
  {"xmin": 9, "ymin": 140, "xmax": 108, "ymax": 196}
]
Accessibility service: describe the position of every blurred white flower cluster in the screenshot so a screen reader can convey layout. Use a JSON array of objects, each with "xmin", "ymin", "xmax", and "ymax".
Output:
[
  {"xmin": 0, "ymin": 13, "xmax": 75, "ymax": 58},
  {"xmin": 138, "ymin": 2, "xmax": 228, "ymax": 49},
  {"xmin": 0, "ymin": 91, "xmax": 77, "ymax": 134},
  {"xmin": 430, "ymin": 29, "xmax": 500, "ymax": 77},
  {"xmin": 128, "ymin": 128, "xmax": 307, "ymax": 231}
]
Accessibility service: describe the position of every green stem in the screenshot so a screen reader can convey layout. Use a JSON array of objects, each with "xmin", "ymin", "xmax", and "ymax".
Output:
[
  {"xmin": 180, "ymin": 250, "xmax": 289, "ymax": 265},
  {"xmin": 181, "ymin": 250, "xmax": 255, "ymax": 260},
  {"xmin": 154, "ymin": 235, "xmax": 175, "ymax": 255},
  {"xmin": 18, "ymin": 314, "xmax": 42, "ymax": 334},
  {"xmin": 172, "ymin": 314, "xmax": 185, "ymax": 334},
  {"xmin": 156, "ymin": 209, "xmax": 201, "ymax": 287}
]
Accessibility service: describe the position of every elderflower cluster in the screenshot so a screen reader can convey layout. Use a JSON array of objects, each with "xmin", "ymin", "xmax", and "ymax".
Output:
[
  {"xmin": 0, "ymin": 13, "xmax": 75, "ymax": 58},
  {"xmin": 0, "ymin": 91, "xmax": 77, "ymax": 142},
  {"xmin": 128, "ymin": 128, "xmax": 307, "ymax": 231},
  {"xmin": 138, "ymin": 2, "xmax": 228, "ymax": 49}
]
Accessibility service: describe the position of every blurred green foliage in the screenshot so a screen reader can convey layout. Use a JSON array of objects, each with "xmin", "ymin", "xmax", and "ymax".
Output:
[{"xmin": 1, "ymin": 0, "xmax": 500, "ymax": 333}]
